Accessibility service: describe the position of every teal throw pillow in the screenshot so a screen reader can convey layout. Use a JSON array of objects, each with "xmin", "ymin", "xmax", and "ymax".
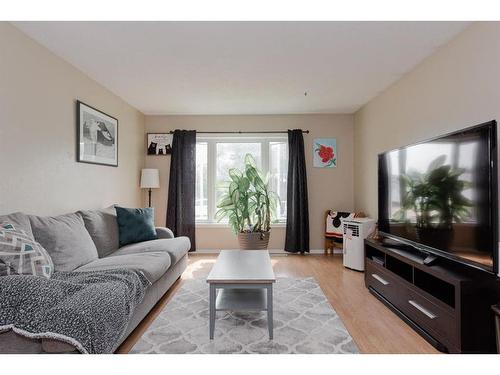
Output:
[{"xmin": 115, "ymin": 207, "xmax": 157, "ymax": 247}]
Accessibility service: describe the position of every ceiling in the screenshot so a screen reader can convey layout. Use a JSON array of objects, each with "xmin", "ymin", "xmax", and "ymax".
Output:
[{"xmin": 13, "ymin": 21, "xmax": 470, "ymax": 115}]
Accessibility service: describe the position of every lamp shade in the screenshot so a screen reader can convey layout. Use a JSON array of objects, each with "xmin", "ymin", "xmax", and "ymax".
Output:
[{"xmin": 140, "ymin": 169, "xmax": 160, "ymax": 188}]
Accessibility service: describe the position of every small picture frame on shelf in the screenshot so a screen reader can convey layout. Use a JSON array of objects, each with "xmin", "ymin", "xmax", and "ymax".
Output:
[{"xmin": 147, "ymin": 133, "xmax": 173, "ymax": 155}]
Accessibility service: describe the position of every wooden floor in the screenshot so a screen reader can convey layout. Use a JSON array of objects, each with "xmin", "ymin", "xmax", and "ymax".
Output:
[{"xmin": 117, "ymin": 253, "xmax": 438, "ymax": 354}]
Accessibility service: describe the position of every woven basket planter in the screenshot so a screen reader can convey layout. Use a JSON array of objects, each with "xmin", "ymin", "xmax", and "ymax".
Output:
[{"xmin": 237, "ymin": 232, "xmax": 270, "ymax": 250}]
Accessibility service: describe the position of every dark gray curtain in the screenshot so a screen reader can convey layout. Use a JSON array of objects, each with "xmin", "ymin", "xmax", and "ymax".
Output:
[
  {"xmin": 285, "ymin": 129, "xmax": 310, "ymax": 253},
  {"xmin": 166, "ymin": 130, "xmax": 196, "ymax": 251}
]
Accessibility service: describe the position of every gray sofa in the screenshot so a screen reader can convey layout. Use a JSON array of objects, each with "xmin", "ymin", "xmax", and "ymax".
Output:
[{"xmin": 0, "ymin": 207, "xmax": 190, "ymax": 353}]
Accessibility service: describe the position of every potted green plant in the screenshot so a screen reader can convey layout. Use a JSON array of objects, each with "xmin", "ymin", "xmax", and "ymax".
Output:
[{"xmin": 215, "ymin": 153, "xmax": 279, "ymax": 250}]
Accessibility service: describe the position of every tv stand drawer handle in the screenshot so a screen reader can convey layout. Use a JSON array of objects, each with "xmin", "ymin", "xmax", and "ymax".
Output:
[
  {"xmin": 409, "ymin": 300, "xmax": 437, "ymax": 319},
  {"xmin": 371, "ymin": 274, "xmax": 389, "ymax": 285}
]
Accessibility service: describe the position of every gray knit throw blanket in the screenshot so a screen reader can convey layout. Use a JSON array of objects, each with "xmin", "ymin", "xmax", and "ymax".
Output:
[{"xmin": 0, "ymin": 269, "xmax": 151, "ymax": 353}]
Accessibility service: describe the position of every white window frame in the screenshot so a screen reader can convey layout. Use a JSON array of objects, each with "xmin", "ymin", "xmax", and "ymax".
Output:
[{"xmin": 196, "ymin": 134, "xmax": 288, "ymax": 226}]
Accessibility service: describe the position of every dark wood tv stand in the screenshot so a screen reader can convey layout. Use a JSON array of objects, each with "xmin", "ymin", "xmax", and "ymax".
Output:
[{"xmin": 365, "ymin": 237, "xmax": 500, "ymax": 353}]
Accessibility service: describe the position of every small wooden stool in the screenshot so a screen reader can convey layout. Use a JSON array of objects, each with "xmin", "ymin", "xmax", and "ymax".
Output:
[
  {"xmin": 324, "ymin": 210, "xmax": 366, "ymax": 255},
  {"xmin": 324, "ymin": 237, "xmax": 342, "ymax": 255}
]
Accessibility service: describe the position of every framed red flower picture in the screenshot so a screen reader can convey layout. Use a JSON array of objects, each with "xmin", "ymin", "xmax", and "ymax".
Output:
[{"xmin": 313, "ymin": 138, "xmax": 337, "ymax": 168}]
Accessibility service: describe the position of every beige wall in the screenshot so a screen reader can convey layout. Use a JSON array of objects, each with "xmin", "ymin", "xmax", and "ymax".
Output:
[
  {"xmin": 354, "ymin": 22, "xmax": 500, "ymax": 219},
  {"xmin": 145, "ymin": 114, "xmax": 354, "ymax": 250},
  {"xmin": 0, "ymin": 23, "xmax": 145, "ymax": 216}
]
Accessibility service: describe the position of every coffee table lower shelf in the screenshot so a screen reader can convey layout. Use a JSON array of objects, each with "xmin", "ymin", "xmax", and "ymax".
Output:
[
  {"xmin": 208, "ymin": 283, "xmax": 273, "ymax": 340},
  {"xmin": 215, "ymin": 288, "xmax": 268, "ymax": 311}
]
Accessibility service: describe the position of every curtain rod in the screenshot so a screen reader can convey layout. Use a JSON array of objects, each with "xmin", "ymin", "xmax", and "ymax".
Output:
[{"xmin": 168, "ymin": 130, "xmax": 309, "ymax": 134}]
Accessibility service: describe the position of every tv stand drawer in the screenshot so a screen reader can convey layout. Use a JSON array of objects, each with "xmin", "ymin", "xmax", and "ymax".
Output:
[
  {"xmin": 400, "ymin": 287, "xmax": 458, "ymax": 348},
  {"xmin": 365, "ymin": 261, "xmax": 402, "ymax": 304}
]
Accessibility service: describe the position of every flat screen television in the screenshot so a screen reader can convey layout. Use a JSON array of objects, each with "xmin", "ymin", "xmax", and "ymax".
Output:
[{"xmin": 378, "ymin": 120, "xmax": 498, "ymax": 274}]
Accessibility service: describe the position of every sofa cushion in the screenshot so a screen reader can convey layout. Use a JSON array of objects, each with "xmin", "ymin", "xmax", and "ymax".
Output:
[
  {"xmin": 0, "ymin": 330, "xmax": 42, "ymax": 354},
  {"xmin": 111, "ymin": 237, "xmax": 190, "ymax": 265},
  {"xmin": 115, "ymin": 206, "xmax": 157, "ymax": 247},
  {"xmin": 0, "ymin": 222, "xmax": 54, "ymax": 278},
  {"xmin": 0, "ymin": 212, "xmax": 33, "ymax": 238},
  {"xmin": 42, "ymin": 339, "xmax": 77, "ymax": 353},
  {"xmin": 29, "ymin": 213, "xmax": 98, "ymax": 272},
  {"xmin": 75, "ymin": 252, "xmax": 171, "ymax": 283},
  {"xmin": 155, "ymin": 227, "xmax": 174, "ymax": 239},
  {"xmin": 78, "ymin": 207, "xmax": 119, "ymax": 258},
  {"xmin": 0, "ymin": 262, "xmax": 11, "ymax": 276}
]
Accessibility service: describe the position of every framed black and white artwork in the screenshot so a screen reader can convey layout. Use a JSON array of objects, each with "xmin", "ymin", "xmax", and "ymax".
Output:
[
  {"xmin": 77, "ymin": 100, "xmax": 118, "ymax": 167},
  {"xmin": 147, "ymin": 133, "xmax": 172, "ymax": 155}
]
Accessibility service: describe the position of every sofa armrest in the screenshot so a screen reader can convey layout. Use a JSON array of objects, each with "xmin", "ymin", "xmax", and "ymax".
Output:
[{"xmin": 155, "ymin": 227, "xmax": 175, "ymax": 239}]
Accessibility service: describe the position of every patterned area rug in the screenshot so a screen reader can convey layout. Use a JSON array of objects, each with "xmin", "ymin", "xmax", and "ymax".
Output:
[{"xmin": 130, "ymin": 277, "xmax": 359, "ymax": 354}]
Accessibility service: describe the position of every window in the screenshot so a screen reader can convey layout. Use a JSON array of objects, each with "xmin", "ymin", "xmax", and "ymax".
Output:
[{"xmin": 195, "ymin": 135, "xmax": 288, "ymax": 224}]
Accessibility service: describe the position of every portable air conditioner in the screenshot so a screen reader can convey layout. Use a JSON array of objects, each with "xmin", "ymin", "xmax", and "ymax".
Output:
[{"xmin": 343, "ymin": 218, "xmax": 376, "ymax": 271}]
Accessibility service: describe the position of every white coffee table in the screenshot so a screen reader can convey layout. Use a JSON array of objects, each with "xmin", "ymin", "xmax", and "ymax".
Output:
[{"xmin": 206, "ymin": 250, "xmax": 276, "ymax": 339}]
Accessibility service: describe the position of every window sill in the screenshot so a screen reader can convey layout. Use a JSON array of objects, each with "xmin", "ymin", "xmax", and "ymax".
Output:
[{"xmin": 196, "ymin": 222, "xmax": 287, "ymax": 229}]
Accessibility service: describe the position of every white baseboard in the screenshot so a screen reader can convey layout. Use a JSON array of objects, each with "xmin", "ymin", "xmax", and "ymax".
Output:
[{"xmin": 195, "ymin": 248, "xmax": 343, "ymax": 255}]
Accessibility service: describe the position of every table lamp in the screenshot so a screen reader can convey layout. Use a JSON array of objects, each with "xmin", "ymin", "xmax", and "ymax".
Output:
[{"xmin": 140, "ymin": 169, "xmax": 160, "ymax": 207}]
